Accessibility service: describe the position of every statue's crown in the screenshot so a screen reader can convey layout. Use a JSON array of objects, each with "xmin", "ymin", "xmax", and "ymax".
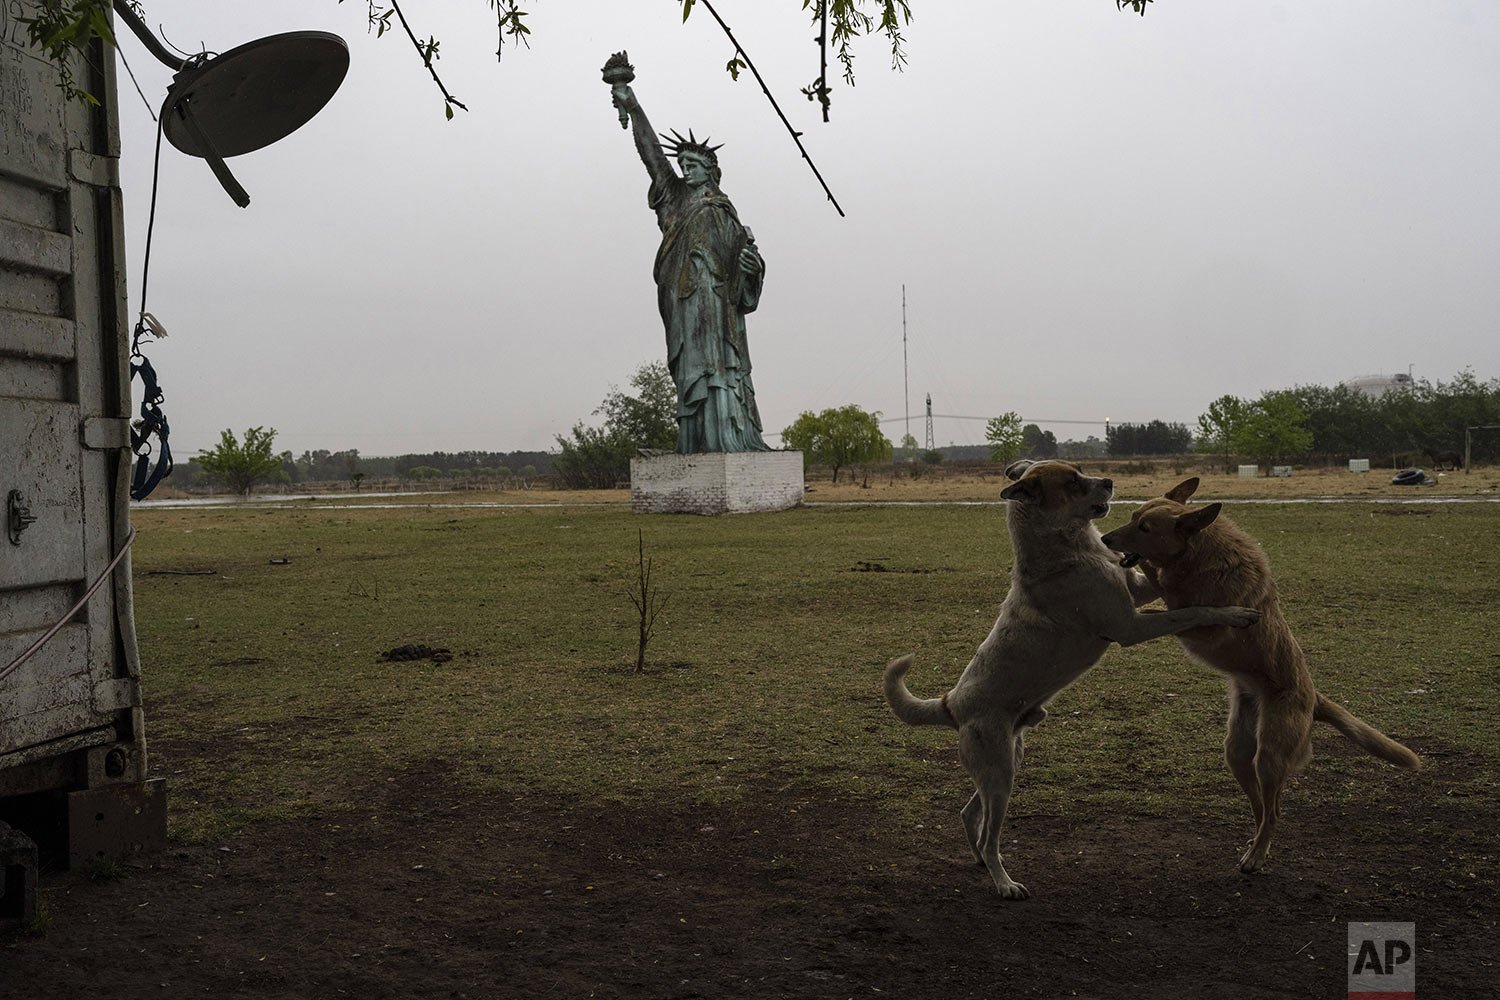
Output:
[{"xmin": 659, "ymin": 129, "xmax": 722, "ymax": 165}]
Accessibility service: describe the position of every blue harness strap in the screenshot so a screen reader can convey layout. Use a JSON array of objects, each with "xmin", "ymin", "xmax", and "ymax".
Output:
[
  {"xmin": 127, "ymin": 113, "xmax": 174, "ymax": 503},
  {"xmin": 129, "ymin": 347, "xmax": 173, "ymax": 501}
]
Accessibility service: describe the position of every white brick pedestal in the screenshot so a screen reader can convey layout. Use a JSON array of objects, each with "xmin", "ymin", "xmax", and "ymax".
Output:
[{"xmin": 630, "ymin": 451, "xmax": 805, "ymax": 515}]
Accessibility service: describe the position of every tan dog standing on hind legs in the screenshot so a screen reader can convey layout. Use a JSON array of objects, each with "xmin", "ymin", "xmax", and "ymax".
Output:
[
  {"xmin": 883, "ymin": 460, "xmax": 1261, "ymax": 899},
  {"xmin": 1100, "ymin": 478, "xmax": 1421, "ymax": 873}
]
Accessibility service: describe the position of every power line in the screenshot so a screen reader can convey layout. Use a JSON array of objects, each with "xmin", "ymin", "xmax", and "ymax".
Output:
[{"xmin": 879, "ymin": 414, "xmax": 1109, "ymax": 426}]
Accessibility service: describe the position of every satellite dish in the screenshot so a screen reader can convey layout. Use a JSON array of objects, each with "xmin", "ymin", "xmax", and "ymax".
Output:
[
  {"xmin": 162, "ymin": 32, "xmax": 349, "ymax": 160},
  {"xmin": 112, "ymin": 1, "xmax": 349, "ymax": 207}
]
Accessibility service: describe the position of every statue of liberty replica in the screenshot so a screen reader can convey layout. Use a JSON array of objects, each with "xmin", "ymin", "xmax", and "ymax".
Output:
[{"xmin": 604, "ymin": 52, "xmax": 770, "ymax": 454}]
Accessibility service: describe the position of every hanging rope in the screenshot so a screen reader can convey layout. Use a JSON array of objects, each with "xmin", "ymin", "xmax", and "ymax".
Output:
[{"xmin": 0, "ymin": 529, "xmax": 138, "ymax": 685}]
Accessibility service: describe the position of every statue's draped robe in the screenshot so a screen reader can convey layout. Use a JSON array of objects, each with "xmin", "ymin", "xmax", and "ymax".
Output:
[{"xmin": 648, "ymin": 174, "xmax": 769, "ymax": 453}]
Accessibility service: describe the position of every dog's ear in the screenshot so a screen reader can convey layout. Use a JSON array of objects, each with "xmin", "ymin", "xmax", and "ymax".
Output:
[
  {"xmin": 1176, "ymin": 501, "xmax": 1222, "ymax": 535},
  {"xmin": 1000, "ymin": 476, "xmax": 1040, "ymax": 503},
  {"xmin": 1004, "ymin": 460, "xmax": 1035, "ymax": 482},
  {"xmin": 1164, "ymin": 477, "xmax": 1200, "ymax": 504}
]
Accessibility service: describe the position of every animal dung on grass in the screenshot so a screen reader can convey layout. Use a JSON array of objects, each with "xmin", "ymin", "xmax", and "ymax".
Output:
[
  {"xmin": 850, "ymin": 561, "xmax": 951, "ymax": 574},
  {"xmin": 378, "ymin": 644, "xmax": 453, "ymax": 664}
]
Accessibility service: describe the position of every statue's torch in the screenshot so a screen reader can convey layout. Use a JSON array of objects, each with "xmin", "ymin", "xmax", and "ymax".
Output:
[{"xmin": 602, "ymin": 51, "xmax": 635, "ymax": 129}]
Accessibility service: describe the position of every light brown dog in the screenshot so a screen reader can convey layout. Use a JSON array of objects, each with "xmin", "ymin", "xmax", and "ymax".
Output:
[
  {"xmin": 1100, "ymin": 478, "xmax": 1421, "ymax": 873},
  {"xmin": 885, "ymin": 461, "xmax": 1261, "ymax": 898}
]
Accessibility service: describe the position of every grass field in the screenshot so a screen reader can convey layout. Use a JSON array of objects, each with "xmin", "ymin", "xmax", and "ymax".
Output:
[
  {"xmin": 8, "ymin": 489, "xmax": 1498, "ymax": 998},
  {"xmin": 128, "ymin": 494, "xmax": 1500, "ymax": 843}
]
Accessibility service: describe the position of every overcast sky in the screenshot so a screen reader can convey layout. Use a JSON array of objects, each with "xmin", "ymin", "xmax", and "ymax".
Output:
[{"xmin": 113, "ymin": 2, "xmax": 1500, "ymax": 456}]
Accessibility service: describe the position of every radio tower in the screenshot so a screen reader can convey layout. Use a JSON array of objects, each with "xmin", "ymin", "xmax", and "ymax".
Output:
[
  {"xmin": 902, "ymin": 285, "xmax": 910, "ymax": 454},
  {"xmin": 924, "ymin": 393, "xmax": 935, "ymax": 452}
]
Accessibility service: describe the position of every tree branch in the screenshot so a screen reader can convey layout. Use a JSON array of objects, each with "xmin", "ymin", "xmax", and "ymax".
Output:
[
  {"xmin": 694, "ymin": 0, "xmax": 845, "ymax": 217},
  {"xmin": 387, "ymin": 0, "xmax": 468, "ymax": 118}
]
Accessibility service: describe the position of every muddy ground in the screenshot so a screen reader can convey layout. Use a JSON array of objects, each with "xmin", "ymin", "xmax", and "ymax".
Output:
[{"xmin": 3, "ymin": 740, "xmax": 1492, "ymax": 1000}]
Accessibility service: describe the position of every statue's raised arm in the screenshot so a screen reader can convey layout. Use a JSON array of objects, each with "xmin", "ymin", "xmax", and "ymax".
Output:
[
  {"xmin": 603, "ymin": 53, "xmax": 674, "ymax": 188},
  {"xmin": 620, "ymin": 86, "xmax": 675, "ymax": 187}
]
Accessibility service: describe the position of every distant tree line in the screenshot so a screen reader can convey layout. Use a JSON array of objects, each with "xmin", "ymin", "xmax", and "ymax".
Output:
[
  {"xmin": 1105, "ymin": 420, "xmax": 1194, "ymax": 457},
  {"xmin": 174, "ymin": 442, "xmax": 554, "ymax": 492},
  {"xmin": 908, "ymin": 370, "xmax": 1499, "ymax": 473},
  {"xmin": 187, "ymin": 369, "xmax": 1492, "ymax": 495},
  {"xmin": 1058, "ymin": 435, "xmax": 1106, "ymax": 459},
  {"xmin": 373, "ymin": 450, "xmax": 553, "ymax": 480},
  {"xmin": 280, "ymin": 449, "xmax": 360, "ymax": 483},
  {"xmin": 271, "ymin": 449, "xmax": 554, "ymax": 484},
  {"xmin": 1196, "ymin": 371, "xmax": 1500, "ymax": 470}
]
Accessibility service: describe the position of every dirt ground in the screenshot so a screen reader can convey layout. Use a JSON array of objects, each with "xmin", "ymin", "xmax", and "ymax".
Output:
[{"xmin": 4, "ymin": 737, "xmax": 1492, "ymax": 999}]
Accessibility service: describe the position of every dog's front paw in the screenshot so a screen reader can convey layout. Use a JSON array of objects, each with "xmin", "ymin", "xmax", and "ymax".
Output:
[
  {"xmin": 1218, "ymin": 606, "xmax": 1261, "ymax": 628},
  {"xmin": 995, "ymin": 879, "xmax": 1030, "ymax": 900},
  {"xmin": 1238, "ymin": 843, "xmax": 1268, "ymax": 873}
]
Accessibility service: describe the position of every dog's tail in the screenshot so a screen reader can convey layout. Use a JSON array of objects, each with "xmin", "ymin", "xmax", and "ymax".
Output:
[
  {"xmin": 883, "ymin": 655, "xmax": 957, "ymax": 728},
  {"xmin": 1314, "ymin": 693, "xmax": 1421, "ymax": 770}
]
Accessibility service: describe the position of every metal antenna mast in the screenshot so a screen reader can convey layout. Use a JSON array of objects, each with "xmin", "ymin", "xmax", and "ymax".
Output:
[
  {"xmin": 924, "ymin": 393, "xmax": 935, "ymax": 452},
  {"xmin": 902, "ymin": 285, "xmax": 910, "ymax": 454}
]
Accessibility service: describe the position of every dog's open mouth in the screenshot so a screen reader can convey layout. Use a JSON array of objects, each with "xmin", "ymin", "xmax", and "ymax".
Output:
[
  {"xmin": 1090, "ymin": 502, "xmax": 1110, "ymax": 518},
  {"xmin": 1118, "ymin": 552, "xmax": 1141, "ymax": 569}
]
